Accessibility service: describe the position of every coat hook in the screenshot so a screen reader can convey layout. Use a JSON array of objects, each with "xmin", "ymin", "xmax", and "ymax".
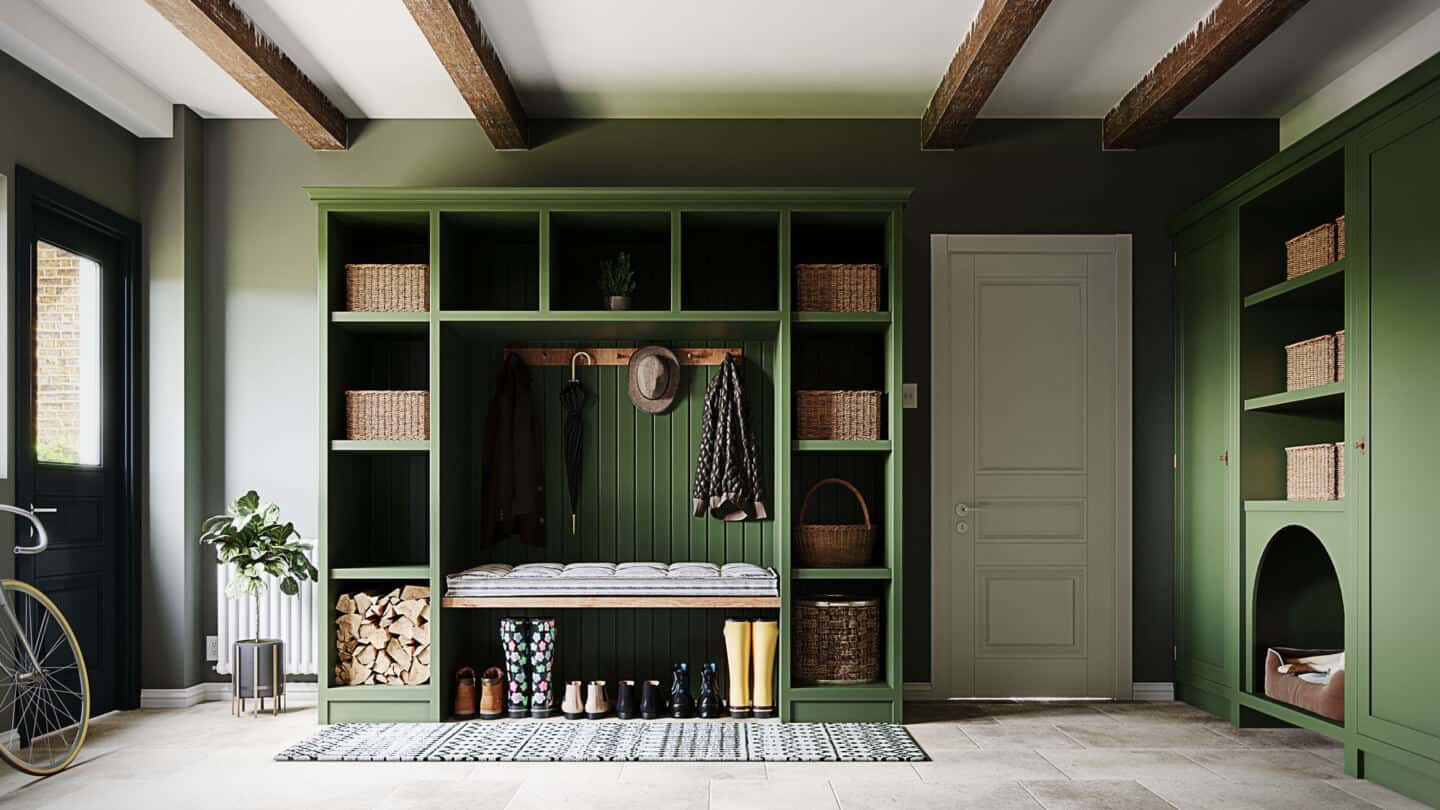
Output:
[{"xmin": 570, "ymin": 350, "xmax": 593, "ymax": 382}]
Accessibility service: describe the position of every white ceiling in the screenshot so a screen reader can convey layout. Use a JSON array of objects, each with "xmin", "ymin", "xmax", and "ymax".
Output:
[{"xmin": 18, "ymin": 0, "xmax": 1440, "ymax": 123}]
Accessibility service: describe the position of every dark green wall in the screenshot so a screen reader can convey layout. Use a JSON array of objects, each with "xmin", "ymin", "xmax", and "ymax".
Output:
[{"xmin": 201, "ymin": 116, "xmax": 1276, "ymax": 684}]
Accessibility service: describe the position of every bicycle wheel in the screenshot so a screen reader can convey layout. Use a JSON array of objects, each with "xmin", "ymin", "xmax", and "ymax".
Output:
[{"xmin": 0, "ymin": 580, "xmax": 88, "ymax": 775}]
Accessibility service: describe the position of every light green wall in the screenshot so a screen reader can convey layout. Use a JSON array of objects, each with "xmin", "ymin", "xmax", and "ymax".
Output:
[{"xmin": 138, "ymin": 106, "xmax": 206, "ymax": 689}]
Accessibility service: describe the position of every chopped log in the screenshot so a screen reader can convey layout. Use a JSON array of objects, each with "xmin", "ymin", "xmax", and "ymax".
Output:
[
  {"xmin": 413, "ymin": 622, "xmax": 431, "ymax": 645},
  {"xmin": 358, "ymin": 623, "xmax": 388, "ymax": 648},
  {"xmin": 335, "ymin": 593, "xmax": 355, "ymax": 614},
  {"xmin": 395, "ymin": 599, "xmax": 424, "ymax": 623},
  {"xmin": 353, "ymin": 591, "xmax": 373, "ymax": 615},
  {"xmin": 403, "ymin": 662, "xmax": 430, "ymax": 685},
  {"xmin": 355, "ymin": 644, "xmax": 377, "ymax": 668},
  {"xmin": 418, "ymin": 646, "xmax": 431, "ymax": 666},
  {"xmin": 401, "ymin": 584, "xmax": 430, "ymax": 600},
  {"xmin": 336, "ymin": 612, "xmax": 362, "ymax": 639},
  {"xmin": 387, "ymin": 638, "xmax": 413, "ymax": 671},
  {"xmin": 390, "ymin": 616, "xmax": 416, "ymax": 640}
]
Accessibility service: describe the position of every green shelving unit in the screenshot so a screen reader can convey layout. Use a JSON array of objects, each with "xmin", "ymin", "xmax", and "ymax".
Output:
[
  {"xmin": 313, "ymin": 187, "xmax": 908, "ymax": 725},
  {"xmin": 1173, "ymin": 52, "xmax": 1440, "ymax": 805}
]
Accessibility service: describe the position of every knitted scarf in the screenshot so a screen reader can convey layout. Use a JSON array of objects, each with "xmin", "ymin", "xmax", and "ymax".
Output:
[{"xmin": 692, "ymin": 354, "xmax": 767, "ymax": 521}]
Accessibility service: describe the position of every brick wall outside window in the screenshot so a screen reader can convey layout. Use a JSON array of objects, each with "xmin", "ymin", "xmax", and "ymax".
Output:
[{"xmin": 35, "ymin": 242, "xmax": 84, "ymax": 464}]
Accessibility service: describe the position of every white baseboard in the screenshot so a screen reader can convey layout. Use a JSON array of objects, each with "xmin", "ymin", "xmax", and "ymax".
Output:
[
  {"xmin": 141, "ymin": 681, "xmax": 317, "ymax": 709},
  {"xmin": 1131, "ymin": 682, "xmax": 1175, "ymax": 702}
]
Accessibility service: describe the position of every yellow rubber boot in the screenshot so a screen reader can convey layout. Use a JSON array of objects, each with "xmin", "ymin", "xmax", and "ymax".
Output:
[
  {"xmin": 723, "ymin": 618, "xmax": 752, "ymax": 717},
  {"xmin": 752, "ymin": 619, "xmax": 778, "ymax": 718}
]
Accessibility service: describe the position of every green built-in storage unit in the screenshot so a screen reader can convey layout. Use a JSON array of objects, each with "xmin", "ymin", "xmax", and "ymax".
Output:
[
  {"xmin": 1172, "ymin": 54, "xmax": 1440, "ymax": 805},
  {"xmin": 312, "ymin": 188, "xmax": 908, "ymax": 725}
]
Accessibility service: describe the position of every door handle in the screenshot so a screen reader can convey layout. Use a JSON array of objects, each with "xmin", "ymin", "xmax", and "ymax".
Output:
[
  {"xmin": 954, "ymin": 503, "xmax": 985, "ymax": 516},
  {"xmin": 30, "ymin": 507, "xmax": 57, "ymax": 514}
]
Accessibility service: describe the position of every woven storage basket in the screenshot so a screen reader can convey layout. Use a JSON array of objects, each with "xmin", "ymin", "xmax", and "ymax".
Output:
[
  {"xmin": 795, "ymin": 264, "xmax": 880, "ymax": 312},
  {"xmin": 1286, "ymin": 443, "xmax": 1338, "ymax": 501},
  {"xmin": 1336, "ymin": 215, "xmax": 1347, "ymax": 260},
  {"xmin": 1285, "ymin": 334, "xmax": 1337, "ymax": 391},
  {"xmin": 1285, "ymin": 223, "xmax": 1336, "ymax": 280},
  {"xmin": 796, "ymin": 390, "xmax": 882, "ymax": 441},
  {"xmin": 345, "ymin": 264, "xmax": 430, "ymax": 312},
  {"xmin": 1335, "ymin": 441, "xmax": 1346, "ymax": 500},
  {"xmin": 794, "ymin": 596, "xmax": 881, "ymax": 685},
  {"xmin": 796, "ymin": 478, "xmax": 876, "ymax": 568},
  {"xmin": 345, "ymin": 391, "xmax": 430, "ymax": 441},
  {"xmin": 1335, "ymin": 330, "xmax": 1345, "ymax": 382}
]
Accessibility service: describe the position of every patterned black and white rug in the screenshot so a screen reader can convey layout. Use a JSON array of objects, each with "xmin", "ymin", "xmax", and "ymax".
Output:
[{"xmin": 276, "ymin": 721, "xmax": 927, "ymax": 763}]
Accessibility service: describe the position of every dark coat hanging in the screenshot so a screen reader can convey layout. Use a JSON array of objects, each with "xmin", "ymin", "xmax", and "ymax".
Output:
[{"xmin": 480, "ymin": 353, "xmax": 545, "ymax": 546}]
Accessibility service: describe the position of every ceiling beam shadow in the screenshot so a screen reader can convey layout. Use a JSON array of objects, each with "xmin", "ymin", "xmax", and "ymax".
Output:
[
  {"xmin": 402, "ymin": 0, "xmax": 529, "ymax": 150},
  {"xmin": 921, "ymin": 0, "xmax": 1053, "ymax": 150},
  {"xmin": 144, "ymin": 0, "xmax": 347, "ymax": 150},
  {"xmin": 1103, "ymin": 0, "xmax": 1311, "ymax": 150}
]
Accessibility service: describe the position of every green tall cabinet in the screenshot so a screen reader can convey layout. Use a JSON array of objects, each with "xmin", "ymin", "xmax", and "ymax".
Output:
[
  {"xmin": 1173, "ymin": 54, "xmax": 1440, "ymax": 805},
  {"xmin": 311, "ymin": 188, "xmax": 909, "ymax": 726}
]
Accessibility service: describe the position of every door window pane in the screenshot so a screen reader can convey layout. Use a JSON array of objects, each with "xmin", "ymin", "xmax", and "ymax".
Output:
[{"xmin": 35, "ymin": 241, "xmax": 101, "ymax": 466}]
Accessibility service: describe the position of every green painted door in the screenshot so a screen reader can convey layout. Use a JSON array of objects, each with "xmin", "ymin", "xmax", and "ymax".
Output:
[
  {"xmin": 1176, "ymin": 217, "xmax": 1236, "ymax": 693},
  {"xmin": 1359, "ymin": 96, "xmax": 1440, "ymax": 762}
]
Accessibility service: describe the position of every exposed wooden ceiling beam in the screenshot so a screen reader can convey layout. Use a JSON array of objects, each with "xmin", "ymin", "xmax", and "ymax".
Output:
[
  {"xmin": 144, "ymin": 0, "xmax": 347, "ymax": 150},
  {"xmin": 402, "ymin": 0, "xmax": 528, "ymax": 150},
  {"xmin": 1103, "ymin": 0, "xmax": 1310, "ymax": 150},
  {"xmin": 921, "ymin": 0, "xmax": 1053, "ymax": 150}
]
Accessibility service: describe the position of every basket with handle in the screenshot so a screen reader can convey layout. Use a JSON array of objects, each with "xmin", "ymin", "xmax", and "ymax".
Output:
[{"xmin": 795, "ymin": 478, "xmax": 876, "ymax": 568}]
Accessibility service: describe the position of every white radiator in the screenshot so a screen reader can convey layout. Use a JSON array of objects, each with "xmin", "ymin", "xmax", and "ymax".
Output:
[{"xmin": 215, "ymin": 549, "xmax": 318, "ymax": 676}]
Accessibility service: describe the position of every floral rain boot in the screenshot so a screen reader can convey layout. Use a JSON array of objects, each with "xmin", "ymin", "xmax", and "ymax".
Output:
[
  {"xmin": 500, "ymin": 617, "xmax": 530, "ymax": 718},
  {"xmin": 528, "ymin": 617, "xmax": 557, "ymax": 718}
]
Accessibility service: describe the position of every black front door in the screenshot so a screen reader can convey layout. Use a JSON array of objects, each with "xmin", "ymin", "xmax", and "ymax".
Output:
[{"xmin": 13, "ymin": 168, "xmax": 140, "ymax": 715}]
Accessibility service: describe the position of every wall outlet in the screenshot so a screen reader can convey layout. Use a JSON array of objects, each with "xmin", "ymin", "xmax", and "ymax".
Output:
[
  {"xmin": 205, "ymin": 635, "xmax": 219, "ymax": 662},
  {"xmin": 902, "ymin": 383, "xmax": 919, "ymax": 409}
]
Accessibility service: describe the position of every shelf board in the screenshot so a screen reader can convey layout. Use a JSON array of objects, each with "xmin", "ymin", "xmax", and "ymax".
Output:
[
  {"xmin": 330, "ymin": 440, "xmax": 430, "ymax": 452},
  {"xmin": 439, "ymin": 311, "xmax": 781, "ymax": 339},
  {"xmin": 1243, "ymin": 499, "xmax": 1345, "ymax": 513},
  {"xmin": 330, "ymin": 565, "xmax": 431, "ymax": 580},
  {"xmin": 1244, "ymin": 260, "xmax": 1345, "ymax": 308},
  {"xmin": 786, "ymin": 684, "xmax": 896, "ymax": 701},
  {"xmin": 442, "ymin": 594, "xmax": 780, "ymax": 609},
  {"xmin": 793, "ymin": 568, "xmax": 892, "ymax": 580},
  {"xmin": 793, "ymin": 440, "xmax": 892, "ymax": 453},
  {"xmin": 325, "ymin": 684, "xmax": 434, "ymax": 702},
  {"xmin": 1237, "ymin": 691, "xmax": 1345, "ymax": 740},
  {"xmin": 793, "ymin": 312, "xmax": 891, "ymax": 330},
  {"xmin": 331, "ymin": 311, "xmax": 430, "ymax": 324},
  {"xmin": 1243, "ymin": 382, "xmax": 1345, "ymax": 414}
]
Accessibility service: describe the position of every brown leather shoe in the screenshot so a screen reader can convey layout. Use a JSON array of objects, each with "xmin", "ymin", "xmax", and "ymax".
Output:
[
  {"xmin": 454, "ymin": 666, "xmax": 478, "ymax": 718},
  {"xmin": 479, "ymin": 666, "xmax": 505, "ymax": 719}
]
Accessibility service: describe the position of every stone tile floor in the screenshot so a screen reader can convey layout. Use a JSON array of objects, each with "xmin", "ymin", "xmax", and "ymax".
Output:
[{"xmin": 0, "ymin": 698, "xmax": 1428, "ymax": 809}]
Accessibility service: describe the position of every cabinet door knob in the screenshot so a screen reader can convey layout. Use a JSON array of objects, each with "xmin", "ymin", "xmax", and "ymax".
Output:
[
  {"xmin": 1354, "ymin": 437, "xmax": 1366, "ymax": 451},
  {"xmin": 1218, "ymin": 451, "xmax": 1229, "ymax": 465}
]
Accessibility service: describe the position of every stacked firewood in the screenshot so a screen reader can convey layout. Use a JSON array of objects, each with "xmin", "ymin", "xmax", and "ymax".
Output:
[{"xmin": 334, "ymin": 585, "xmax": 431, "ymax": 686}]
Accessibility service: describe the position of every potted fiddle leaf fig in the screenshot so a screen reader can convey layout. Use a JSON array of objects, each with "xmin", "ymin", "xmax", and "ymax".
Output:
[
  {"xmin": 201, "ymin": 491, "xmax": 317, "ymax": 716},
  {"xmin": 599, "ymin": 251, "xmax": 636, "ymax": 310}
]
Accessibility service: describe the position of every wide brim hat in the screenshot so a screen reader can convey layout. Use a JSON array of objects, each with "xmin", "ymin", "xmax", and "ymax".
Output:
[{"xmin": 628, "ymin": 346, "xmax": 681, "ymax": 414}]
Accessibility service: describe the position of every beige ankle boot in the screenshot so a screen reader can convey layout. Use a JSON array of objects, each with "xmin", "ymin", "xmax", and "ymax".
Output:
[
  {"xmin": 562, "ymin": 681, "xmax": 585, "ymax": 719},
  {"xmin": 585, "ymin": 681, "xmax": 609, "ymax": 719},
  {"xmin": 723, "ymin": 618, "xmax": 752, "ymax": 717},
  {"xmin": 752, "ymin": 619, "xmax": 778, "ymax": 718}
]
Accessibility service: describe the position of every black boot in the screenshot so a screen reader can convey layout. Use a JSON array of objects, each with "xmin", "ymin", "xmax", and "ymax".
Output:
[
  {"xmin": 696, "ymin": 662, "xmax": 722, "ymax": 719},
  {"xmin": 668, "ymin": 662, "xmax": 694, "ymax": 719},
  {"xmin": 640, "ymin": 680, "xmax": 664, "ymax": 720}
]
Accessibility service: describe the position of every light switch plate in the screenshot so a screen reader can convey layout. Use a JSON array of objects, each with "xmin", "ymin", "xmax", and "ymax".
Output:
[
  {"xmin": 902, "ymin": 383, "xmax": 918, "ymax": 409},
  {"xmin": 206, "ymin": 635, "xmax": 220, "ymax": 662}
]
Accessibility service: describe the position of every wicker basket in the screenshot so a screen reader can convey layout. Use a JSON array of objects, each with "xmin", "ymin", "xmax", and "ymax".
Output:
[
  {"xmin": 345, "ymin": 391, "xmax": 430, "ymax": 441},
  {"xmin": 1335, "ymin": 330, "xmax": 1345, "ymax": 382},
  {"xmin": 795, "ymin": 264, "xmax": 880, "ymax": 312},
  {"xmin": 796, "ymin": 479, "xmax": 876, "ymax": 568},
  {"xmin": 796, "ymin": 390, "xmax": 882, "ymax": 441},
  {"xmin": 1335, "ymin": 441, "xmax": 1346, "ymax": 500},
  {"xmin": 1285, "ymin": 224, "xmax": 1336, "ymax": 280},
  {"xmin": 1285, "ymin": 334, "xmax": 1337, "ymax": 391},
  {"xmin": 1286, "ymin": 443, "xmax": 1338, "ymax": 501},
  {"xmin": 794, "ymin": 596, "xmax": 880, "ymax": 685},
  {"xmin": 1336, "ymin": 216, "xmax": 1346, "ymax": 260},
  {"xmin": 345, "ymin": 264, "xmax": 430, "ymax": 312}
]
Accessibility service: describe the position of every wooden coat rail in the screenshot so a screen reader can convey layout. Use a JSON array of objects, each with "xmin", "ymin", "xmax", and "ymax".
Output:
[{"xmin": 504, "ymin": 347, "xmax": 742, "ymax": 367}]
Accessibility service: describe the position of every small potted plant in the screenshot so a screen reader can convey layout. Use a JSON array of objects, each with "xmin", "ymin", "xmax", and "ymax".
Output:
[
  {"xmin": 599, "ymin": 251, "xmax": 636, "ymax": 311},
  {"xmin": 201, "ymin": 491, "xmax": 317, "ymax": 716}
]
